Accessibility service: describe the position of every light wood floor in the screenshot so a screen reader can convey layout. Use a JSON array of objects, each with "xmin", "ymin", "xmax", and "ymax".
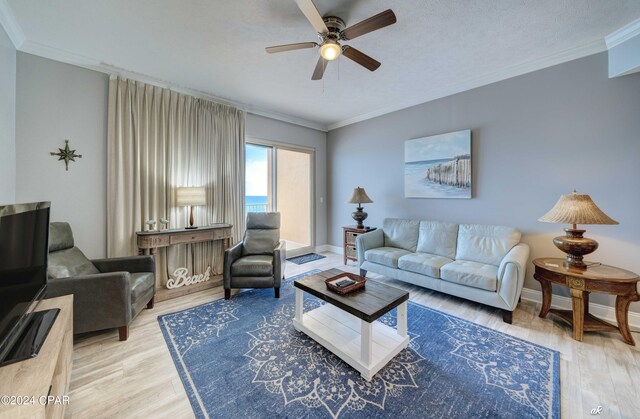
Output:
[{"xmin": 67, "ymin": 252, "xmax": 640, "ymax": 419}]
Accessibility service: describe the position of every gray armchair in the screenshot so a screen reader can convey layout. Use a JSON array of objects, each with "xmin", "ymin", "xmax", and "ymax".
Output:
[
  {"xmin": 46, "ymin": 222, "xmax": 155, "ymax": 341},
  {"xmin": 224, "ymin": 212, "xmax": 286, "ymax": 299}
]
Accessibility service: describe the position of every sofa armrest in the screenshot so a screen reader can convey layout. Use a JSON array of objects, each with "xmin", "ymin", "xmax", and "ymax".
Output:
[
  {"xmin": 223, "ymin": 241, "xmax": 244, "ymax": 289},
  {"xmin": 46, "ymin": 272, "xmax": 132, "ymax": 333},
  {"xmin": 92, "ymin": 255, "xmax": 155, "ymax": 274},
  {"xmin": 356, "ymin": 229, "xmax": 384, "ymax": 267},
  {"xmin": 274, "ymin": 240, "xmax": 286, "ymax": 288},
  {"xmin": 497, "ymin": 243, "xmax": 530, "ymax": 310}
]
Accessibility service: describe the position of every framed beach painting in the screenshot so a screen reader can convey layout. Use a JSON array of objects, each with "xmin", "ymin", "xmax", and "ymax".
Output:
[{"xmin": 404, "ymin": 129, "xmax": 472, "ymax": 199}]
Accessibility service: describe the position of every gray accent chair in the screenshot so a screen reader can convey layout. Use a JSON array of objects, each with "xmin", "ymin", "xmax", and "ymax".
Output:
[
  {"xmin": 46, "ymin": 222, "xmax": 156, "ymax": 341},
  {"xmin": 224, "ymin": 212, "xmax": 286, "ymax": 299}
]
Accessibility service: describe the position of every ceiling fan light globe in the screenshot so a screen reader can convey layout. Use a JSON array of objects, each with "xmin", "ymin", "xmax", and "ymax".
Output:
[{"xmin": 319, "ymin": 42, "xmax": 341, "ymax": 61}]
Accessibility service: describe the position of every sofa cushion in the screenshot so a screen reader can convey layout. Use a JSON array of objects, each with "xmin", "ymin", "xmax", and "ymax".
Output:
[
  {"xmin": 382, "ymin": 218, "xmax": 420, "ymax": 252},
  {"xmin": 398, "ymin": 253, "xmax": 453, "ymax": 278},
  {"xmin": 232, "ymin": 255, "xmax": 274, "ymax": 277},
  {"xmin": 365, "ymin": 247, "xmax": 412, "ymax": 268},
  {"xmin": 243, "ymin": 212, "xmax": 280, "ymax": 256},
  {"xmin": 416, "ymin": 221, "xmax": 459, "ymax": 260},
  {"xmin": 440, "ymin": 260, "xmax": 499, "ymax": 292},
  {"xmin": 455, "ymin": 224, "xmax": 521, "ymax": 266},
  {"xmin": 243, "ymin": 230, "xmax": 279, "ymax": 256},
  {"xmin": 49, "ymin": 222, "xmax": 75, "ymax": 252},
  {"xmin": 48, "ymin": 246, "xmax": 100, "ymax": 278},
  {"xmin": 246, "ymin": 212, "xmax": 280, "ymax": 229}
]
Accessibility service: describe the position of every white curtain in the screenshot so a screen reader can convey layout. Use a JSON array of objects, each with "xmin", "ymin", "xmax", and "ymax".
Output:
[{"xmin": 107, "ymin": 76, "xmax": 245, "ymax": 286}]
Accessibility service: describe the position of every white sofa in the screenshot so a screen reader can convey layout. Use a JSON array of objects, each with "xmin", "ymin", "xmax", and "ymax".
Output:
[{"xmin": 356, "ymin": 218, "xmax": 530, "ymax": 323}]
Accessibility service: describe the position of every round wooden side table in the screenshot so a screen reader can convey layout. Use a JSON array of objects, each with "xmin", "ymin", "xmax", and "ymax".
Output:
[{"xmin": 533, "ymin": 258, "xmax": 640, "ymax": 345}]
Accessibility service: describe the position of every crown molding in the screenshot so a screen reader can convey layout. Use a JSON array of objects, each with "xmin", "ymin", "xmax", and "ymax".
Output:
[
  {"xmin": 605, "ymin": 18, "xmax": 640, "ymax": 49},
  {"xmin": 327, "ymin": 39, "xmax": 606, "ymax": 131},
  {"xmin": 245, "ymin": 107, "xmax": 327, "ymax": 132},
  {"xmin": 17, "ymin": 39, "xmax": 328, "ymax": 132},
  {"xmin": 20, "ymin": 40, "xmax": 103, "ymax": 70},
  {"xmin": 3, "ymin": 0, "xmax": 609, "ymax": 135},
  {"xmin": 0, "ymin": 0, "xmax": 25, "ymax": 48}
]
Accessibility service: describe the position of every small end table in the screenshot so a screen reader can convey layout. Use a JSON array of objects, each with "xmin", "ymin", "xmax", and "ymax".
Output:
[
  {"xmin": 533, "ymin": 258, "xmax": 639, "ymax": 345},
  {"xmin": 342, "ymin": 226, "xmax": 376, "ymax": 265}
]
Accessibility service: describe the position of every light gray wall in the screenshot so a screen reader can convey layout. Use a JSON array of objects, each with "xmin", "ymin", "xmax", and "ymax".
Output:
[
  {"xmin": 16, "ymin": 53, "xmax": 109, "ymax": 258},
  {"xmin": 14, "ymin": 53, "xmax": 328, "ymax": 257},
  {"xmin": 0, "ymin": 26, "xmax": 16, "ymax": 204},
  {"xmin": 246, "ymin": 113, "xmax": 328, "ymax": 246},
  {"xmin": 327, "ymin": 52, "xmax": 640, "ymax": 311},
  {"xmin": 608, "ymin": 33, "xmax": 640, "ymax": 77}
]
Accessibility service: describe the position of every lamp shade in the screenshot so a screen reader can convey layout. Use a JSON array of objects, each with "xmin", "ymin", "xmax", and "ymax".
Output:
[
  {"xmin": 538, "ymin": 190, "xmax": 618, "ymax": 225},
  {"xmin": 319, "ymin": 41, "xmax": 341, "ymax": 61},
  {"xmin": 176, "ymin": 187, "xmax": 207, "ymax": 207},
  {"xmin": 347, "ymin": 187, "xmax": 373, "ymax": 205}
]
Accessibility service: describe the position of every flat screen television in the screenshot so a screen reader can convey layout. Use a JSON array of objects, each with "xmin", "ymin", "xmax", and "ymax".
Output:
[{"xmin": 0, "ymin": 201, "xmax": 59, "ymax": 366}]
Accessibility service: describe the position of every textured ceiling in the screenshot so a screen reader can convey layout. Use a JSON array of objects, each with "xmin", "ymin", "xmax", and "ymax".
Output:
[{"xmin": 5, "ymin": 0, "xmax": 640, "ymax": 129}]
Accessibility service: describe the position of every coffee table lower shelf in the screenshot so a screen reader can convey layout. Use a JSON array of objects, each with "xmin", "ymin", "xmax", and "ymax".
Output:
[{"xmin": 293, "ymin": 299, "xmax": 408, "ymax": 381}]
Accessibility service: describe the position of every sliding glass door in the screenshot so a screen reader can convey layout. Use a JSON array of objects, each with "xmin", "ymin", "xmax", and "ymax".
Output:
[
  {"xmin": 245, "ymin": 141, "xmax": 314, "ymax": 257},
  {"xmin": 245, "ymin": 144, "xmax": 272, "ymax": 213}
]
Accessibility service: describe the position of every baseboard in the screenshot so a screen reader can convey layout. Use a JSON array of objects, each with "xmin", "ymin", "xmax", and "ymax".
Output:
[
  {"xmin": 521, "ymin": 288, "xmax": 640, "ymax": 330},
  {"xmin": 314, "ymin": 244, "xmax": 342, "ymax": 255}
]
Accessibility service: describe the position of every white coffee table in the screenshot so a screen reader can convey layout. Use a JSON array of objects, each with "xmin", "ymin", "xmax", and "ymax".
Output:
[{"xmin": 293, "ymin": 269, "xmax": 409, "ymax": 381}]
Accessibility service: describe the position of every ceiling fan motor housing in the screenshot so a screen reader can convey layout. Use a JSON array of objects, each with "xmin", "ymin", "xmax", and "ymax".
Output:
[{"xmin": 321, "ymin": 16, "xmax": 345, "ymax": 42}]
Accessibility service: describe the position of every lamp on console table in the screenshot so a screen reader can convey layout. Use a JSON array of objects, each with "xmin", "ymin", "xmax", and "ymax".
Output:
[
  {"xmin": 347, "ymin": 187, "xmax": 373, "ymax": 229},
  {"xmin": 176, "ymin": 187, "xmax": 207, "ymax": 229},
  {"xmin": 538, "ymin": 190, "xmax": 618, "ymax": 269}
]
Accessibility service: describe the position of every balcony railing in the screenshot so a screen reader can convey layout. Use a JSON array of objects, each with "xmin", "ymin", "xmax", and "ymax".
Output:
[{"xmin": 245, "ymin": 203, "xmax": 269, "ymax": 214}]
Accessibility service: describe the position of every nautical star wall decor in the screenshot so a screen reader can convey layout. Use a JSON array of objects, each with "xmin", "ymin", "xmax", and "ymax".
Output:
[{"xmin": 50, "ymin": 139, "xmax": 82, "ymax": 171}]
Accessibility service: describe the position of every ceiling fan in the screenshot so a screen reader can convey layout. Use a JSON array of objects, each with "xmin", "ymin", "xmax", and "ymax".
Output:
[{"xmin": 266, "ymin": 0, "xmax": 397, "ymax": 80}]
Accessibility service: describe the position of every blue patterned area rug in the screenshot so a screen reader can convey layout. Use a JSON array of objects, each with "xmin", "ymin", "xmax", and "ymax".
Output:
[
  {"xmin": 158, "ymin": 270, "xmax": 560, "ymax": 419},
  {"xmin": 287, "ymin": 252, "xmax": 326, "ymax": 265}
]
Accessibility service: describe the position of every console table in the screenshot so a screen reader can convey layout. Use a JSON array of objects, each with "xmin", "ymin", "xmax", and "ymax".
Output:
[
  {"xmin": 533, "ymin": 257, "xmax": 639, "ymax": 345},
  {"xmin": 136, "ymin": 224, "xmax": 233, "ymax": 301}
]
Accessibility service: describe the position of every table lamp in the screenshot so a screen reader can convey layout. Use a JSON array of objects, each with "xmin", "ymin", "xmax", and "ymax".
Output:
[
  {"xmin": 538, "ymin": 190, "xmax": 618, "ymax": 269},
  {"xmin": 347, "ymin": 187, "xmax": 373, "ymax": 229},
  {"xmin": 176, "ymin": 187, "xmax": 207, "ymax": 229}
]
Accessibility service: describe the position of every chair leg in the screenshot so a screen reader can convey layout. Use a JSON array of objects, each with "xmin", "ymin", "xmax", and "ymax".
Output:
[
  {"xmin": 360, "ymin": 269, "xmax": 367, "ymax": 277},
  {"xmin": 224, "ymin": 289, "xmax": 231, "ymax": 300},
  {"xmin": 118, "ymin": 325, "xmax": 129, "ymax": 341},
  {"xmin": 274, "ymin": 287, "xmax": 280, "ymax": 298},
  {"xmin": 146, "ymin": 296, "xmax": 155, "ymax": 309},
  {"xmin": 502, "ymin": 310, "xmax": 513, "ymax": 324}
]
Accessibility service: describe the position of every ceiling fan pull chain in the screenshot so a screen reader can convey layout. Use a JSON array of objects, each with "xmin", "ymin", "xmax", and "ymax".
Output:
[{"xmin": 322, "ymin": 64, "xmax": 325, "ymax": 93}]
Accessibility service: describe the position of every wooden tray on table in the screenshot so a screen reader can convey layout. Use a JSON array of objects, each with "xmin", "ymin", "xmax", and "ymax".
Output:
[{"xmin": 325, "ymin": 272, "xmax": 366, "ymax": 295}]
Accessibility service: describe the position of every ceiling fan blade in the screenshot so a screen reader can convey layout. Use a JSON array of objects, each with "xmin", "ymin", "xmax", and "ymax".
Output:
[
  {"xmin": 294, "ymin": 0, "xmax": 328, "ymax": 34},
  {"xmin": 311, "ymin": 57, "xmax": 327, "ymax": 80},
  {"xmin": 341, "ymin": 9, "xmax": 396, "ymax": 40},
  {"xmin": 265, "ymin": 42, "xmax": 318, "ymax": 54},
  {"xmin": 342, "ymin": 46, "xmax": 381, "ymax": 71}
]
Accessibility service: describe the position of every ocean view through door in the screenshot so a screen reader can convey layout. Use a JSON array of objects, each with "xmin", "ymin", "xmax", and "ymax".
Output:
[{"xmin": 245, "ymin": 142, "xmax": 314, "ymax": 257}]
